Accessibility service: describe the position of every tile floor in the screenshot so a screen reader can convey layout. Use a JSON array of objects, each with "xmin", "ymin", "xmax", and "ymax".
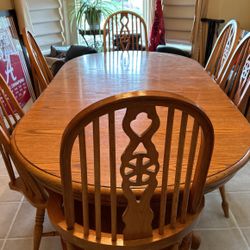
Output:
[{"xmin": 0, "ymin": 154, "xmax": 249, "ymax": 249}]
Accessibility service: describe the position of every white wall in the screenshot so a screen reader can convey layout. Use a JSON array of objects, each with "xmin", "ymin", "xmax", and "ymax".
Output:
[
  {"xmin": 0, "ymin": 1, "xmax": 13, "ymax": 10},
  {"xmin": 208, "ymin": 0, "xmax": 250, "ymax": 30}
]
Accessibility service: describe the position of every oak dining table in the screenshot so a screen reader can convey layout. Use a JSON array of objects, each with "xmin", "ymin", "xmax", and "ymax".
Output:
[{"xmin": 11, "ymin": 51, "xmax": 250, "ymax": 200}]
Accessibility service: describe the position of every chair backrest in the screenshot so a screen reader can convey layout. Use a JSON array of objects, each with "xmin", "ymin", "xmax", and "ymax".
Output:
[
  {"xmin": 0, "ymin": 74, "xmax": 47, "ymax": 204},
  {"xmin": 103, "ymin": 11, "xmax": 149, "ymax": 52},
  {"xmin": 22, "ymin": 28, "xmax": 53, "ymax": 96},
  {"xmin": 60, "ymin": 91, "xmax": 214, "ymax": 247},
  {"xmin": 0, "ymin": 74, "xmax": 24, "ymax": 135},
  {"xmin": 0, "ymin": 73, "xmax": 24, "ymax": 183},
  {"xmin": 219, "ymin": 32, "xmax": 250, "ymax": 121},
  {"xmin": 205, "ymin": 20, "xmax": 241, "ymax": 82}
]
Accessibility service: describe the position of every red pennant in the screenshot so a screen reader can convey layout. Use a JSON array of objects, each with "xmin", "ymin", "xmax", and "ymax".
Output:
[{"xmin": 149, "ymin": 0, "xmax": 165, "ymax": 51}]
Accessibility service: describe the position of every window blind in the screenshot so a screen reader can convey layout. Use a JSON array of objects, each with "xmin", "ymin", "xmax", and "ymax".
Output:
[
  {"xmin": 163, "ymin": 0, "xmax": 195, "ymax": 45},
  {"xmin": 27, "ymin": 0, "xmax": 65, "ymax": 52}
]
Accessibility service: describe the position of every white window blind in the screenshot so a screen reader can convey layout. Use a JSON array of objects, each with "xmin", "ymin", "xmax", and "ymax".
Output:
[
  {"xmin": 27, "ymin": 0, "xmax": 65, "ymax": 52},
  {"xmin": 163, "ymin": 0, "xmax": 195, "ymax": 45}
]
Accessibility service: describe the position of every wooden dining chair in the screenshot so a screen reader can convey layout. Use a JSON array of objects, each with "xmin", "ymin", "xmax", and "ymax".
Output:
[
  {"xmin": 48, "ymin": 90, "xmax": 214, "ymax": 250},
  {"xmin": 103, "ymin": 10, "xmax": 149, "ymax": 52},
  {"xmin": 22, "ymin": 28, "xmax": 53, "ymax": 97},
  {"xmin": 0, "ymin": 74, "xmax": 56, "ymax": 250},
  {"xmin": 205, "ymin": 20, "xmax": 241, "ymax": 82},
  {"xmin": 218, "ymin": 32, "xmax": 250, "ymax": 121}
]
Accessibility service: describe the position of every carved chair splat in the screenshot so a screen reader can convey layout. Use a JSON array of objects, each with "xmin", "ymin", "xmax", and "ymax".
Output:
[
  {"xmin": 103, "ymin": 11, "xmax": 148, "ymax": 52},
  {"xmin": 48, "ymin": 91, "xmax": 214, "ymax": 250},
  {"xmin": 205, "ymin": 20, "xmax": 241, "ymax": 82},
  {"xmin": 219, "ymin": 32, "xmax": 250, "ymax": 121}
]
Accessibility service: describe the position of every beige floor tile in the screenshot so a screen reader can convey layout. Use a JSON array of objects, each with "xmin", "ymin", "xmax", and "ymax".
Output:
[
  {"xmin": 241, "ymin": 228, "xmax": 250, "ymax": 247},
  {"xmin": 0, "ymin": 176, "xmax": 23, "ymax": 202},
  {"xmin": 40, "ymin": 236, "xmax": 63, "ymax": 250},
  {"xmin": 228, "ymin": 193, "xmax": 250, "ymax": 227},
  {"xmin": 226, "ymin": 162, "xmax": 250, "ymax": 192},
  {"xmin": 3, "ymin": 238, "xmax": 32, "ymax": 250},
  {"xmin": 196, "ymin": 229, "xmax": 248, "ymax": 250},
  {"xmin": 0, "ymin": 203, "xmax": 20, "ymax": 238},
  {"xmin": 0, "ymin": 156, "xmax": 8, "ymax": 177},
  {"xmin": 0, "ymin": 240, "xmax": 4, "ymax": 248},
  {"xmin": 196, "ymin": 191, "xmax": 236, "ymax": 229},
  {"xmin": 3, "ymin": 237, "xmax": 63, "ymax": 250},
  {"xmin": 9, "ymin": 203, "xmax": 55, "ymax": 238}
]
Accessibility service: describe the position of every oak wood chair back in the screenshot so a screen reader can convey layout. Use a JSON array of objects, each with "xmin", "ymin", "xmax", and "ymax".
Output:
[
  {"xmin": 219, "ymin": 32, "xmax": 250, "ymax": 121},
  {"xmin": 0, "ymin": 73, "xmax": 24, "ymax": 184},
  {"xmin": 103, "ymin": 11, "xmax": 149, "ymax": 52},
  {"xmin": 0, "ymin": 74, "xmax": 24, "ymax": 137},
  {"xmin": 205, "ymin": 20, "xmax": 241, "ymax": 82},
  {"xmin": 49, "ymin": 91, "xmax": 214, "ymax": 249},
  {"xmin": 0, "ymin": 74, "xmax": 56, "ymax": 250},
  {"xmin": 22, "ymin": 28, "xmax": 53, "ymax": 96}
]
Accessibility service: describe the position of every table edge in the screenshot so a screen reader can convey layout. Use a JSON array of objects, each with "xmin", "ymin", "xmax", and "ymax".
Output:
[{"xmin": 11, "ymin": 132, "xmax": 250, "ymax": 197}]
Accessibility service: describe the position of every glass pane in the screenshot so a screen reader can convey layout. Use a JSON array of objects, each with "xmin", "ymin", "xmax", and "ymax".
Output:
[
  {"xmin": 110, "ymin": 0, "xmax": 143, "ymax": 15},
  {"xmin": 76, "ymin": 0, "xmax": 144, "ymax": 50}
]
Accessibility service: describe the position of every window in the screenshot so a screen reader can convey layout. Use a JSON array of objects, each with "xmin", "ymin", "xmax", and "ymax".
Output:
[
  {"xmin": 74, "ymin": 0, "xmax": 144, "ymax": 46},
  {"xmin": 109, "ymin": 0, "xmax": 143, "ymax": 15}
]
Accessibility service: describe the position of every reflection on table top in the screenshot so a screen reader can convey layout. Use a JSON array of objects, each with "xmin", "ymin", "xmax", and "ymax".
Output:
[{"xmin": 11, "ymin": 51, "xmax": 250, "ymax": 194}]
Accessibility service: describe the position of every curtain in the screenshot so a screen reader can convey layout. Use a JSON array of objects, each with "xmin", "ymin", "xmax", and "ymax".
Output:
[
  {"xmin": 149, "ymin": 0, "xmax": 165, "ymax": 51},
  {"xmin": 191, "ymin": 0, "xmax": 209, "ymax": 65},
  {"xmin": 143, "ymin": 0, "xmax": 156, "ymax": 39},
  {"xmin": 12, "ymin": 0, "xmax": 33, "ymax": 34}
]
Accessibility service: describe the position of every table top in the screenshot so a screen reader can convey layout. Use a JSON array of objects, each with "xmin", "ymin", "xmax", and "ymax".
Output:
[{"xmin": 11, "ymin": 51, "xmax": 250, "ymax": 194}]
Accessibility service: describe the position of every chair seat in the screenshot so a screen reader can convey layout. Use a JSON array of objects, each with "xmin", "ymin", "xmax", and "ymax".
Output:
[
  {"xmin": 47, "ymin": 194, "xmax": 202, "ymax": 250},
  {"xmin": 156, "ymin": 44, "xmax": 191, "ymax": 58},
  {"xmin": 9, "ymin": 176, "xmax": 47, "ymax": 208},
  {"xmin": 9, "ymin": 176, "xmax": 24, "ymax": 192},
  {"xmin": 47, "ymin": 45, "xmax": 98, "ymax": 76}
]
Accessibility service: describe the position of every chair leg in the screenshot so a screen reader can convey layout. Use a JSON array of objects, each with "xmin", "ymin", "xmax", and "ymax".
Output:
[
  {"xmin": 61, "ymin": 238, "xmax": 67, "ymax": 250},
  {"xmin": 191, "ymin": 232, "xmax": 201, "ymax": 250},
  {"xmin": 180, "ymin": 233, "xmax": 192, "ymax": 250},
  {"xmin": 219, "ymin": 185, "xmax": 229, "ymax": 218},
  {"xmin": 33, "ymin": 208, "xmax": 45, "ymax": 250},
  {"xmin": 169, "ymin": 243, "xmax": 179, "ymax": 250},
  {"xmin": 66, "ymin": 242, "xmax": 77, "ymax": 250}
]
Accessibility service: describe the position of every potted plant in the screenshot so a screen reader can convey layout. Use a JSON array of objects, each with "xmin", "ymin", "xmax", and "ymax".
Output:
[{"xmin": 75, "ymin": 0, "xmax": 117, "ymax": 31}]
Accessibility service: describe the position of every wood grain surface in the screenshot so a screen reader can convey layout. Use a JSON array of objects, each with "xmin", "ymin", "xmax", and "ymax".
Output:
[{"xmin": 11, "ymin": 51, "xmax": 250, "ymax": 195}]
